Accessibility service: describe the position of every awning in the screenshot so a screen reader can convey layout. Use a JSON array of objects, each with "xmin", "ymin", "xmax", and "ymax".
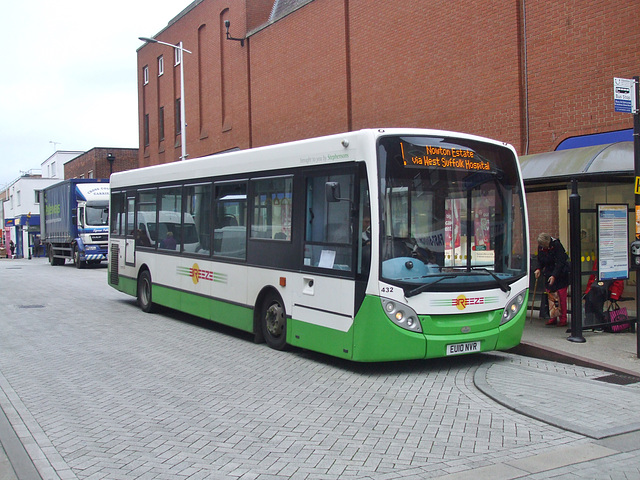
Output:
[{"xmin": 519, "ymin": 141, "xmax": 634, "ymax": 185}]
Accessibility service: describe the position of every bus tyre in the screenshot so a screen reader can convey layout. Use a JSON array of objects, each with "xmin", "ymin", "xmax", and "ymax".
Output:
[
  {"xmin": 137, "ymin": 270, "xmax": 155, "ymax": 313},
  {"xmin": 261, "ymin": 292, "xmax": 287, "ymax": 350}
]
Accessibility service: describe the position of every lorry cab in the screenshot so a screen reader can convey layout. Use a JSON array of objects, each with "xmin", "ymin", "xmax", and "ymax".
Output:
[{"xmin": 73, "ymin": 184, "xmax": 110, "ymax": 267}]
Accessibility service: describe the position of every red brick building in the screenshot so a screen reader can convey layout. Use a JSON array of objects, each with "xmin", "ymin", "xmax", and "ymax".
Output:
[
  {"xmin": 64, "ymin": 147, "xmax": 139, "ymax": 180},
  {"xmin": 137, "ymin": 0, "xmax": 639, "ymax": 268},
  {"xmin": 137, "ymin": 0, "xmax": 638, "ymax": 164}
]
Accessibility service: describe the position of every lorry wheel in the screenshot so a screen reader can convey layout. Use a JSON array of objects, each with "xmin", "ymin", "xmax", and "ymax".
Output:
[
  {"xmin": 74, "ymin": 246, "xmax": 84, "ymax": 269},
  {"xmin": 49, "ymin": 247, "xmax": 64, "ymax": 266},
  {"xmin": 137, "ymin": 270, "xmax": 156, "ymax": 313}
]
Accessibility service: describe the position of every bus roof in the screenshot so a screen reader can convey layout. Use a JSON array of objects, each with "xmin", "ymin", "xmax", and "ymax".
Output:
[{"xmin": 111, "ymin": 128, "xmax": 514, "ymax": 189}]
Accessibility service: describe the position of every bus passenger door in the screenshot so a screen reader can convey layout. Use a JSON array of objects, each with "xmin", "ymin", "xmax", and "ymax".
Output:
[
  {"xmin": 125, "ymin": 196, "xmax": 136, "ymax": 266},
  {"xmin": 290, "ymin": 170, "xmax": 358, "ymax": 358}
]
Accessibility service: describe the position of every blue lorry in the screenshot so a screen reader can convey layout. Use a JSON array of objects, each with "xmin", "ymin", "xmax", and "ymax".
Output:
[{"xmin": 41, "ymin": 179, "xmax": 110, "ymax": 267}]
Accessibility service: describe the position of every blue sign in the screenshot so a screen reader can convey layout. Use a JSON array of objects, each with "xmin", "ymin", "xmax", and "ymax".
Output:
[
  {"xmin": 614, "ymin": 78, "xmax": 636, "ymax": 114},
  {"xmin": 614, "ymin": 98, "xmax": 632, "ymax": 114}
]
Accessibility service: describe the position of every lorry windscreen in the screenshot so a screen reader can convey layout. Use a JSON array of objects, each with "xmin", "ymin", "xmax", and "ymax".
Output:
[{"xmin": 86, "ymin": 206, "xmax": 109, "ymax": 226}]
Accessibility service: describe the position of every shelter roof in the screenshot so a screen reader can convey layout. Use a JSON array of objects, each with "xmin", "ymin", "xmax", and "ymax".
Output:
[{"xmin": 519, "ymin": 141, "xmax": 633, "ymax": 187}]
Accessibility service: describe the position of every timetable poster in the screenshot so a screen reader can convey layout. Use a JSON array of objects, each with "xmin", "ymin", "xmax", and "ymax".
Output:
[{"xmin": 597, "ymin": 204, "xmax": 629, "ymax": 281}]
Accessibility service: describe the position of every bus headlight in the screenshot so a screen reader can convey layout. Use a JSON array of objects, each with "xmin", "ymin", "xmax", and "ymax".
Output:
[
  {"xmin": 381, "ymin": 298, "xmax": 422, "ymax": 333},
  {"xmin": 501, "ymin": 289, "xmax": 527, "ymax": 325}
]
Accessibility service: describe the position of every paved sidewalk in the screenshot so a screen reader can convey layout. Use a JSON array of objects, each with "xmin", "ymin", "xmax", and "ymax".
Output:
[
  {"xmin": 1, "ymin": 258, "xmax": 640, "ymax": 479},
  {"xmin": 517, "ymin": 302, "xmax": 640, "ymax": 377}
]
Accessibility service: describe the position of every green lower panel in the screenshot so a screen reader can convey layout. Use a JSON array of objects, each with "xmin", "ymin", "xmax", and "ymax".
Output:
[
  {"xmin": 203, "ymin": 298, "xmax": 253, "ymax": 333},
  {"xmin": 152, "ymin": 284, "xmax": 254, "ymax": 333},
  {"xmin": 111, "ymin": 275, "xmax": 136, "ymax": 297},
  {"xmin": 154, "ymin": 284, "xmax": 181, "ymax": 310},
  {"xmin": 495, "ymin": 307, "xmax": 526, "ymax": 350},
  {"xmin": 351, "ymin": 296, "xmax": 427, "ymax": 362},
  {"xmin": 288, "ymin": 320, "xmax": 353, "ymax": 360}
]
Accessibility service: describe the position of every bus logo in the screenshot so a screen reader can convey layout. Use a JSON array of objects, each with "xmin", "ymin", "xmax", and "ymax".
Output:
[
  {"xmin": 431, "ymin": 295, "xmax": 498, "ymax": 310},
  {"xmin": 176, "ymin": 264, "xmax": 228, "ymax": 285},
  {"xmin": 454, "ymin": 295, "xmax": 488, "ymax": 310}
]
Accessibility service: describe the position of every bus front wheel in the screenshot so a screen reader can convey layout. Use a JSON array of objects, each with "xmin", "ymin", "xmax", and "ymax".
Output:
[
  {"xmin": 137, "ymin": 270, "xmax": 155, "ymax": 313},
  {"xmin": 261, "ymin": 292, "xmax": 287, "ymax": 350}
]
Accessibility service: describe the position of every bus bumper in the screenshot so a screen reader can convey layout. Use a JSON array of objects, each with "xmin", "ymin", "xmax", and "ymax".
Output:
[{"xmin": 351, "ymin": 295, "xmax": 526, "ymax": 362}]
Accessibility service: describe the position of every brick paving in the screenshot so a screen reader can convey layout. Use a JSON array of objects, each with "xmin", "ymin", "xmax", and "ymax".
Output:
[{"xmin": 0, "ymin": 259, "xmax": 639, "ymax": 479}]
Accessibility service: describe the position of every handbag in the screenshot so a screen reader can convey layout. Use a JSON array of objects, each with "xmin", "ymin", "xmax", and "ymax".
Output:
[
  {"xmin": 548, "ymin": 291, "xmax": 560, "ymax": 318},
  {"xmin": 604, "ymin": 301, "xmax": 630, "ymax": 333}
]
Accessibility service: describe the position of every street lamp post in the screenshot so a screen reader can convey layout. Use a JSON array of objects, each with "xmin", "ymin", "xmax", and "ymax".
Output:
[
  {"xmin": 106, "ymin": 153, "xmax": 115, "ymax": 175},
  {"xmin": 139, "ymin": 37, "xmax": 192, "ymax": 160}
]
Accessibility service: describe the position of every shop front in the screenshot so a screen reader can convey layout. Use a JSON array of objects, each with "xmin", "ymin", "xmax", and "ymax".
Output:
[{"xmin": 10, "ymin": 214, "xmax": 41, "ymax": 259}]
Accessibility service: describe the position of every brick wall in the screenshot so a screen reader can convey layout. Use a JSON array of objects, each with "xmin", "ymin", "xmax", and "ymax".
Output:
[
  {"xmin": 137, "ymin": 0, "xmax": 251, "ymax": 168},
  {"xmin": 137, "ymin": 0, "xmax": 640, "ymax": 163},
  {"xmin": 64, "ymin": 148, "xmax": 139, "ymax": 180},
  {"xmin": 348, "ymin": 1, "xmax": 524, "ymax": 149},
  {"xmin": 249, "ymin": 0, "xmax": 350, "ymax": 147},
  {"xmin": 526, "ymin": 190, "xmax": 560, "ymax": 254},
  {"xmin": 524, "ymin": 2, "xmax": 637, "ymax": 153}
]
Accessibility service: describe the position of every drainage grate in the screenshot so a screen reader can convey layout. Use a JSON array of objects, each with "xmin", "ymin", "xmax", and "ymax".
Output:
[
  {"xmin": 594, "ymin": 373, "xmax": 640, "ymax": 385},
  {"xmin": 18, "ymin": 305, "xmax": 45, "ymax": 309}
]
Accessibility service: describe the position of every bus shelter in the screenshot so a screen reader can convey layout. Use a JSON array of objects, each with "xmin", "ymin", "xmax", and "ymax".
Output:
[{"xmin": 519, "ymin": 141, "xmax": 635, "ymax": 328}]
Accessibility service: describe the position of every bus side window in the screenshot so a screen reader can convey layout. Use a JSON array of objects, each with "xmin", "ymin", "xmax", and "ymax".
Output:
[
  {"xmin": 110, "ymin": 192, "xmax": 126, "ymax": 236},
  {"xmin": 250, "ymin": 176, "xmax": 293, "ymax": 241},
  {"xmin": 304, "ymin": 172, "xmax": 354, "ymax": 271},
  {"xmin": 214, "ymin": 181, "xmax": 247, "ymax": 259},
  {"xmin": 184, "ymin": 183, "xmax": 212, "ymax": 255}
]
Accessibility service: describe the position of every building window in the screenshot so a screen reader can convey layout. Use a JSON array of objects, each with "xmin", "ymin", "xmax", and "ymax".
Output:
[
  {"xmin": 143, "ymin": 65, "xmax": 149, "ymax": 85},
  {"xmin": 51, "ymin": 161, "xmax": 56, "ymax": 177},
  {"xmin": 174, "ymin": 47, "xmax": 181, "ymax": 66},
  {"xmin": 159, "ymin": 106, "xmax": 165, "ymax": 141},
  {"xmin": 144, "ymin": 113, "xmax": 150, "ymax": 146},
  {"xmin": 88, "ymin": 170, "xmax": 94, "ymax": 179},
  {"xmin": 16, "ymin": 190, "xmax": 20, "ymax": 207},
  {"xmin": 158, "ymin": 55, "xmax": 164, "ymax": 76}
]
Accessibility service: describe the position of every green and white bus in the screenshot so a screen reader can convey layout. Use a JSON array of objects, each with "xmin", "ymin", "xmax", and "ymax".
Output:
[{"xmin": 108, "ymin": 128, "xmax": 529, "ymax": 362}]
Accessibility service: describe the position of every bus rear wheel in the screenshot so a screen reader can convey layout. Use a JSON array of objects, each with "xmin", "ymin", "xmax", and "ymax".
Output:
[
  {"xmin": 137, "ymin": 270, "xmax": 155, "ymax": 313},
  {"xmin": 261, "ymin": 292, "xmax": 287, "ymax": 350}
]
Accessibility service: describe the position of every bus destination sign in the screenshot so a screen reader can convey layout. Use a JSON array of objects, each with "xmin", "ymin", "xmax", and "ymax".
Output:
[{"xmin": 402, "ymin": 145, "xmax": 491, "ymax": 172}]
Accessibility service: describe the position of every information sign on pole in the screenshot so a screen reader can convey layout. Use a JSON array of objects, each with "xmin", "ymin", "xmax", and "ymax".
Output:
[
  {"xmin": 597, "ymin": 204, "xmax": 629, "ymax": 281},
  {"xmin": 614, "ymin": 77, "xmax": 637, "ymax": 114}
]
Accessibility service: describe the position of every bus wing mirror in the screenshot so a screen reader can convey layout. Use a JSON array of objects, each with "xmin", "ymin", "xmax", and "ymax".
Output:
[{"xmin": 325, "ymin": 182, "xmax": 341, "ymax": 202}]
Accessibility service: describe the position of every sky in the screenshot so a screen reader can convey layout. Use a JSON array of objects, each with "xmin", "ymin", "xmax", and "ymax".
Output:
[{"xmin": 0, "ymin": 0, "xmax": 195, "ymax": 188}]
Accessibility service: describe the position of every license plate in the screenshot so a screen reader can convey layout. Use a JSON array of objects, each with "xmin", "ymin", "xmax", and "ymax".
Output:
[{"xmin": 446, "ymin": 341, "xmax": 481, "ymax": 356}]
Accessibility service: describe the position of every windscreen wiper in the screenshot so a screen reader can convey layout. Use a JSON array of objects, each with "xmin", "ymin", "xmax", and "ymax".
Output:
[
  {"xmin": 406, "ymin": 274, "xmax": 460, "ymax": 298},
  {"xmin": 445, "ymin": 266, "xmax": 511, "ymax": 293},
  {"xmin": 470, "ymin": 267, "xmax": 511, "ymax": 293}
]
